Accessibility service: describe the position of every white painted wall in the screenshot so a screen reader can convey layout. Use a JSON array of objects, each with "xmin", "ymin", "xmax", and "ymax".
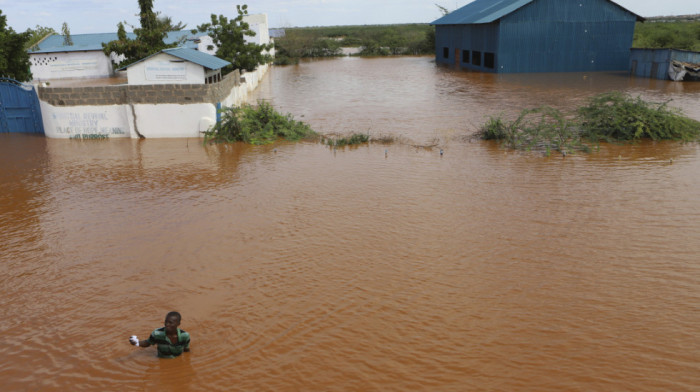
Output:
[
  {"xmin": 243, "ymin": 14, "xmax": 270, "ymax": 46},
  {"xmin": 30, "ymin": 51, "xmax": 114, "ymax": 81},
  {"xmin": 197, "ymin": 36, "xmax": 217, "ymax": 55},
  {"xmin": 126, "ymin": 53, "xmax": 206, "ymax": 85},
  {"xmin": 197, "ymin": 14, "xmax": 274, "ymax": 58},
  {"xmin": 40, "ymin": 101, "xmax": 217, "ymax": 139},
  {"xmin": 39, "ymin": 64, "xmax": 270, "ymax": 139},
  {"xmin": 40, "ymin": 103, "xmax": 133, "ymax": 139},
  {"xmin": 132, "ymin": 104, "xmax": 216, "ymax": 138}
]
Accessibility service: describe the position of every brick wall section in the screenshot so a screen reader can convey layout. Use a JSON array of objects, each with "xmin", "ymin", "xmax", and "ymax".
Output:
[{"xmin": 38, "ymin": 70, "xmax": 241, "ymax": 106}]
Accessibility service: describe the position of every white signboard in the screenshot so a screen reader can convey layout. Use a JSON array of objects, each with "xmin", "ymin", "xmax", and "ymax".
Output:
[{"xmin": 145, "ymin": 61, "xmax": 187, "ymax": 81}]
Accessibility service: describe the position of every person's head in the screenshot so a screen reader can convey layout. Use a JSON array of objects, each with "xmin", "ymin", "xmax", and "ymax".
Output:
[{"xmin": 164, "ymin": 311, "xmax": 181, "ymax": 333}]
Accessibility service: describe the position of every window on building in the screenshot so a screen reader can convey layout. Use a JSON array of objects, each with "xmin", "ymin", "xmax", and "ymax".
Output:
[
  {"xmin": 472, "ymin": 51, "xmax": 481, "ymax": 66},
  {"xmin": 462, "ymin": 50, "xmax": 470, "ymax": 63},
  {"xmin": 484, "ymin": 52, "xmax": 495, "ymax": 69},
  {"xmin": 443, "ymin": 47, "xmax": 449, "ymax": 59}
]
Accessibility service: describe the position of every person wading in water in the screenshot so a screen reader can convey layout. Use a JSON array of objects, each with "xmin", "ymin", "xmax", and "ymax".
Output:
[{"xmin": 129, "ymin": 311, "xmax": 190, "ymax": 358}]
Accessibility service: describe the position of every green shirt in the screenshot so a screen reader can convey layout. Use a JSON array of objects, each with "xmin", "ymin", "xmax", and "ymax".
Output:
[{"xmin": 148, "ymin": 327, "xmax": 190, "ymax": 358}]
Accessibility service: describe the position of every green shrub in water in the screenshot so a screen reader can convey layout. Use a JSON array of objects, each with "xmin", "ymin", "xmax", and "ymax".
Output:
[
  {"xmin": 577, "ymin": 92, "xmax": 700, "ymax": 142},
  {"xmin": 478, "ymin": 107, "xmax": 590, "ymax": 154},
  {"xmin": 478, "ymin": 92, "xmax": 700, "ymax": 153},
  {"xmin": 204, "ymin": 101, "xmax": 316, "ymax": 145},
  {"xmin": 326, "ymin": 133, "xmax": 370, "ymax": 147}
]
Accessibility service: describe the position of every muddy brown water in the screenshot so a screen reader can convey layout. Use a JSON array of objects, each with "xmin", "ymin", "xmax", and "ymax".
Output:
[{"xmin": 1, "ymin": 57, "xmax": 699, "ymax": 391}]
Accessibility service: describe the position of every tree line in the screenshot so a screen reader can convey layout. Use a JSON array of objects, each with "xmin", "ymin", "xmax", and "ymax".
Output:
[{"xmin": 273, "ymin": 24, "xmax": 435, "ymax": 65}]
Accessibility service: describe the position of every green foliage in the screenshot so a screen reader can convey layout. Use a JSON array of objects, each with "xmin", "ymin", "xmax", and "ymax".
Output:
[
  {"xmin": 196, "ymin": 4, "xmax": 273, "ymax": 73},
  {"xmin": 633, "ymin": 21, "xmax": 700, "ymax": 51},
  {"xmin": 274, "ymin": 24, "xmax": 435, "ymax": 63},
  {"xmin": 102, "ymin": 0, "xmax": 179, "ymax": 67},
  {"xmin": 577, "ymin": 92, "xmax": 700, "ymax": 142},
  {"xmin": 478, "ymin": 107, "xmax": 589, "ymax": 154},
  {"xmin": 478, "ymin": 92, "xmax": 700, "ymax": 153},
  {"xmin": 0, "ymin": 10, "xmax": 32, "ymax": 81},
  {"xmin": 61, "ymin": 22, "xmax": 72, "ymax": 46},
  {"xmin": 204, "ymin": 101, "xmax": 316, "ymax": 144},
  {"xmin": 325, "ymin": 133, "xmax": 370, "ymax": 147},
  {"xmin": 25, "ymin": 25, "xmax": 56, "ymax": 50}
]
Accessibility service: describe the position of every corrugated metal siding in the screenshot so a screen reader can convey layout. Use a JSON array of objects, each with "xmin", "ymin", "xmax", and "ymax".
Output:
[
  {"xmin": 497, "ymin": 0, "xmax": 636, "ymax": 73},
  {"xmin": 503, "ymin": 0, "xmax": 637, "ymax": 23},
  {"xmin": 630, "ymin": 49, "xmax": 700, "ymax": 79},
  {"xmin": 435, "ymin": 24, "xmax": 500, "ymax": 72},
  {"xmin": 435, "ymin": 0, "xmax": 638, "ymax": 73}
]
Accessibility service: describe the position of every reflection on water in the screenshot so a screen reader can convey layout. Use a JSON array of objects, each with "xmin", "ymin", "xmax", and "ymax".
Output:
[{"xmin": 1, "ymin": 57, "xmax": 699, "ymax": 391}]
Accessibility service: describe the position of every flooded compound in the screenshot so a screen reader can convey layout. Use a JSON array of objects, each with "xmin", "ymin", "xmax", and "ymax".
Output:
[{"xmin": 1, "ymin": 56, "xmax": 699, "ymax": 391}]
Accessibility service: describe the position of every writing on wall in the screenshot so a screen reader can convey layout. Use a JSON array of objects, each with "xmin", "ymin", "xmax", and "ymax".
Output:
[
  {"xmin": 50, "ymin": 59, "xmax": 99, "ymax": 72},
  {"xmin": 145, "ymin": 61, "xmax": 187, "ymax": 81},
  {"xmin": 51, "ymin": 111, "xmax": 126, "ymax": 138}
]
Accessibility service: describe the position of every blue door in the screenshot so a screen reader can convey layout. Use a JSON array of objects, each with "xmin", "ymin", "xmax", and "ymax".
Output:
[{"xmin": 0, "ymin": 78, "xmax": 44, "ymax": 134}]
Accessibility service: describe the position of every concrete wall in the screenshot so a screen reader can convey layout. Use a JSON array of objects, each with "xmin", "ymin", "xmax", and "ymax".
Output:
[
  {"xmin": 126, "ymin": 53, "xmax": 206, "ymax": 85},
  {"xmin": 38, "ymin": 65, "xmax": 269, "ymax": 139},
  {"xmin": 30, "ymin": 51, "xmax": 115, "ymax": 81}
]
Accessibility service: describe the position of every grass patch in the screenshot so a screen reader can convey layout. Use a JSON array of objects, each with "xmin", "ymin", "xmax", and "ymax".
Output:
[
  {"xmin": 477, "ymin": 92, "xmax": 700, "ymax": 154},
  {"xmin": 203, "ymin": 101, "xmax": 317, "ymax": 145},
  {"xmin": 324, "ymin": 133, "xmax": 370, "ymax": 147}
]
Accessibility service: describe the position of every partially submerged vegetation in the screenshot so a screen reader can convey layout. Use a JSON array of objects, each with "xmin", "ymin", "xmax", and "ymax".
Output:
[
  {"xmin": 203, "ymin": 101, "xmax": 317, "ymax": 144},
  {"xmin": 274, "ymin": 24, "xmax": 434, "ymax": 65},
  {"xmin": 478, "ymin": 92, "xmax": 700, "ymax": 155},
  {"xmin": 324, "ymin": 133, "xmax": 370, "ymax": 147},
  {"xmin": 203, "ymin": 102, "xmax": 401, "ymax": 148},
  {"xmin": 578, "ymin": 92, "xmax": 700, "ymax": 142}
]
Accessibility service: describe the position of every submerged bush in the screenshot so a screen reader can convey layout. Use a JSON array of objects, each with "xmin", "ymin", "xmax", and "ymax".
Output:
[
  {"xmin": 325, "ymin": 133, "xmax": 370, "ymax": 147},
  {"xmin": 478, "ymin": 92, "xmax": 700, "ymax": 154},
  {"xmin": 577, "ymin": 92, "xmax": 700, "ymax": 142},
  {"xmin": 478, "ymin": 107, "xmax": 590, "ymax": 155},
  {"xmin": 204, "ymin": 101, "xmax": 316, "ymax": 144}
]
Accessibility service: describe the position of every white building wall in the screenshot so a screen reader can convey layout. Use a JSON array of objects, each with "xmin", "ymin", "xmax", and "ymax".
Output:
[
  {"xmin": 243, "ymin": 14, "xmax": 270, "ymax": 46},
  {"xmin": 126, "ymin": 53, "xmax": 206, "ymax": 85},
  {"xmin": 30, "ymin": 51, "xmax": 114, "ymax": 81},
  {"xmin": 39, "ymin": 65, "xmax": 269, "ymax": 139},
  {"xmin": 197, "ymin": 36, "xmax": 217, "ymax": 55}
]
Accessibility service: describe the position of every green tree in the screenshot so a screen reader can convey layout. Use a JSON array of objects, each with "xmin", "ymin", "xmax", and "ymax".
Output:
[
  {"xmin": 102, "ymin": 0, "xmax": 180, "ymax": 67},
  {"xmin": 0, "ymin": 10, "xmax": 32, "ymax": 81},
  {"xmin": 25, "ymin": 25, "xmax": 56, "ymax": 50},
  {"xmin": 61, "ymin": 22, "xmax": 73, "ymax": 46},
  {"xmin": 156, "ymin": 13, "xmax": 186, "ymax": 32},
  {"xmin": 196, "ymin": 4, "xmax": 273, "ymax": 73}
]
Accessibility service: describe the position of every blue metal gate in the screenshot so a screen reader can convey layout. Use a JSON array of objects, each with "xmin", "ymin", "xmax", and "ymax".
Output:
[{"xmin": 0, "ymin": 78, "xmax": 44, "ymax": 134}]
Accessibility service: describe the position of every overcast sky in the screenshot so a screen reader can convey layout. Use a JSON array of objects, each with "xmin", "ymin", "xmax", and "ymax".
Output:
[{"xmin": 1, "ymin": 0, "xmax": 699, "ymax": 34}]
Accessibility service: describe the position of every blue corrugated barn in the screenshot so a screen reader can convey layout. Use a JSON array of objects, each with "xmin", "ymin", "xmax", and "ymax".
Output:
[{"xmin": 431, "ymin": 0, "xmax": 644, "ymax": 73}]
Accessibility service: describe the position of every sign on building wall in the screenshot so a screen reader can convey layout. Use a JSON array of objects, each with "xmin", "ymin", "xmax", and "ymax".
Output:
[
  {"xmin": 45, "ymin": 106, "xmax": 130, "ymax": 139},
  {"xmin": 145, "ymin": 61, "xmax": 187, "ymax": 81},
  {"xmin": 50, "ymin": 59, "xmax": 99, "ymax": 72}
]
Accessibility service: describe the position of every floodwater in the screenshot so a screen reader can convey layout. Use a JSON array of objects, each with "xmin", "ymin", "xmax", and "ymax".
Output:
[{"xmin": 1, "ymin": 57, "xmax": 699, "ymax": 391}]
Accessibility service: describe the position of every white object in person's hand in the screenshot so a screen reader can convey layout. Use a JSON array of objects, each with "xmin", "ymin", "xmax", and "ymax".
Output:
[{"xmin": 130, "ymin": 335, "xmax": 139, "ymax": 346}]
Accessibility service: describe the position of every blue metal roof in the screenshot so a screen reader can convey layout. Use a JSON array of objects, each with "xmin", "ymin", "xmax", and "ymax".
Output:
[
  {"xmin": 160, "ymin": 48, "xmax": 231, "ymax": 70},
  {"xmin": 431, "ymin": 0, "xmax": 644, "ymax": 25},
  {"xmin": 29, "ymin": 31, "xmax": 200, "ymax": 54},
  {"xmin": 432, "ymin": 0, "xmax": 534, "ymax": 25},
  {"xmin": 119, "ymin": 47, "xmax": 231, "ymax": 71}
]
